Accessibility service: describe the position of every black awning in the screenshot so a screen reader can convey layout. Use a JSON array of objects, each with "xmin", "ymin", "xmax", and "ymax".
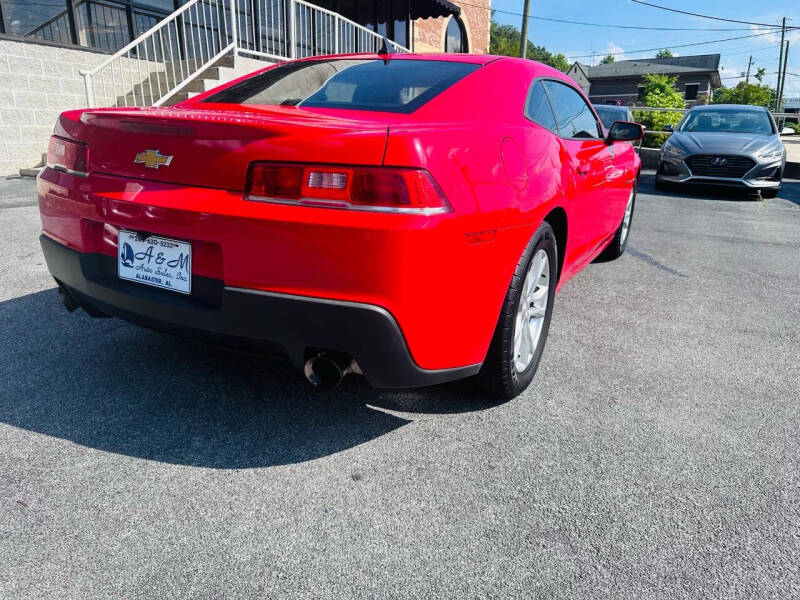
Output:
[
  {"xmin": 312, "ymin": 1, "xmax": 460, "ymax": 22},
  {"xmin": 410, "ymin": 0, "xmax": 461, "ymax": 19}
]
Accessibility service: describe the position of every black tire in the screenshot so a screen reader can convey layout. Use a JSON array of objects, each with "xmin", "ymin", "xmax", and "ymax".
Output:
[
  {"xmin": 597, "ymin": 180, "xmax": 636, "ymax": 262},
  {"xmin": 654, "ymin": 177, "xmax": 669, "ymax": 191},
  {"xmin": 761, "ymin": 188, "xmax": 779, "ymax": 199},
  {"xmin": 478, "ymin": 222, "xmax": 558, "ymax": 400}
]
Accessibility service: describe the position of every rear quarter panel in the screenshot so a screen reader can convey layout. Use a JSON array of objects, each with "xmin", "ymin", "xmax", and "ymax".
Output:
[{"xmin": 378, "ymin": 59, "xmax": 575, "ymax": 368}]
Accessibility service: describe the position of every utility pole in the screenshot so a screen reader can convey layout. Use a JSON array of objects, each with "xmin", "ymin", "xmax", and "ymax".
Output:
[
  {"xmin": 519, "ymin": 0, "xmax": 531, "ymax": 58},
  {"xmin": 745, "ymin": 55, "xmax": 753, "ymax": 83},
  {"xmin": 778, "ymin": 40, "xmax": 790, "ymax": 118},
  {"xmin": 776, "ymin": 17, "xmax": 786, "ymax": 111}
]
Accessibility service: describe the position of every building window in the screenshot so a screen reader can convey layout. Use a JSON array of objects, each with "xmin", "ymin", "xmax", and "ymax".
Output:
[
  {"xmin": 1, "ymin": 0, "xmax": 73, "ymax": 43},
  {"xmin": 637, "ymin": 86, "xmax": 645, "ymax": 100},
  {"xmin": 391, "ymin": 0, "xmax": 408, "ymax": 48},
  {"xmin": 685, "ymin": 84, "xmax": 699, "ymax": 100},
  {"xmin": 356, "ymin": 1, "xmax": 375, "ymax": 31},
  {"xmin": 0, "ymin": 0, "xmax": 172, "ymax": 51},
  {"xmin": 376, "ymin": 0, "xmax": 389, "ymax": 37},
  {"xmin": 444, "ymin": 15, "xmax": 466, "ymax": 53}
]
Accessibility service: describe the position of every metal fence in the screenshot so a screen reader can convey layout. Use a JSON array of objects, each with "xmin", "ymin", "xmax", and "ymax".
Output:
[{"xmin": 80, "ymin": 0, "xmax": 410, "ymax": 108}]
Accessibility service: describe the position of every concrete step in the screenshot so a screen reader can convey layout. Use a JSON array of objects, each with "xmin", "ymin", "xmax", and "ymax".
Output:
[
  {"xmin": 111, "ymin": 54, "xmax": 261, "ymax": 107},
  {"xmin": 182, "ymin": 72, "xmax": 235, "ymax": 94},
  {"xmin": 196, "ymin": 65, "xmax": 238, "ymax": 85},
  {"xmin": 19, "ymin": 153, "xmax": 47, "ymax": 178},
  {"xmin": 163, "ymin": 91, "xmax": 191, "ymax": 105}
]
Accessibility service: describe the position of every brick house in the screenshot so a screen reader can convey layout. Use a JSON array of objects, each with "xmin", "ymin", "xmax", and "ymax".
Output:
[
  {"xmin": 0, "ymin": 0, "xmax": 491, "ymax": 176},
  {"xmin": 567, "ymin": 54, "xmax": 722, "ymax": 107}
]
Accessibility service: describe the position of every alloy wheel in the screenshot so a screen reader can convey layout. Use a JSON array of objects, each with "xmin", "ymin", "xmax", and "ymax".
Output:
[
  {"xmin": 620, "ymin": 189, "xmax": 634, "ymax": 245},
  {"xmin": 513, "ymin": 249, "xmax": 550, "ymax": 372}
]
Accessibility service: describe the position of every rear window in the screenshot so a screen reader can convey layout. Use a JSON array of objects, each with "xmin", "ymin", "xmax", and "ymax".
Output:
[{"xmin": 204, "ymin": 58, "xmax": 481, "ymax": 114}]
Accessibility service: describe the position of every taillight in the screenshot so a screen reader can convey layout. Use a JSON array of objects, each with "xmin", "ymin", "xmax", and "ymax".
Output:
[
  {"xmin": 247, "ymin": 163, "xmax": 450, "ymax": 214},
  {"xmin": 47, "ymin": 135, "xmax": 89, "ymax": 176}
]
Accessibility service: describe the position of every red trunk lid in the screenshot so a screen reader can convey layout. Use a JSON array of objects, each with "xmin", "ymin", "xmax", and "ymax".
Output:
[{"xmin": 54, "ymin": 106, "xmax": 390, "ymax": 191}]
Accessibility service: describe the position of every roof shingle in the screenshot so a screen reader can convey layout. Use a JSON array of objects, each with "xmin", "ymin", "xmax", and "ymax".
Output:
[{"xmin": 579, "ymin": 54, "xmax": 721, "ymax": 79}]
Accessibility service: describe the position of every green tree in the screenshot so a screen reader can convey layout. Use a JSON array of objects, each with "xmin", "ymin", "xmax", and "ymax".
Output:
[
  {"xmin": 600, "ymin": 54, "xmax": 615, "ymax": 64},
  {"xmin": 754, "ymin": 67, "xmax": 766, "ymax": 83},
  {"xmin": 712, "ymin": 81, "xmax": 774, "ymax": 107},
  {"xmin": 655, "ymin": 48, "xmax": 673, "ymax": 58},
  {"xmin": 637, "ymin": 73, "xmax": 684, "ymax": 108},
  {"xmin": 489, "ymin": 20, "xmax": 570, "ymax": 72},
  {"xmin": 632, "ymin": 74, "xmax": 684, "ymax": 147}
]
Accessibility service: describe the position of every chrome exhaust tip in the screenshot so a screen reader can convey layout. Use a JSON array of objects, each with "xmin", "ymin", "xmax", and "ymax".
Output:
[{"xmin": 303, "ymin": 353, "xmax": 356, "ymax": 389}]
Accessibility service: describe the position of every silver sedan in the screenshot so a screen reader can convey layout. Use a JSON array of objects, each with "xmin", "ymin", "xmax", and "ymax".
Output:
[{"xmin": 655, "ymin": 104, "xmax": 787, "ymax": 198}]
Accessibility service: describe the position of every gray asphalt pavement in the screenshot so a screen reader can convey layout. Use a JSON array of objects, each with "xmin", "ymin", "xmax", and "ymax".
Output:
[{"xmin": 1, "ymin": 173, "xmax": 799, "ymax": 598}]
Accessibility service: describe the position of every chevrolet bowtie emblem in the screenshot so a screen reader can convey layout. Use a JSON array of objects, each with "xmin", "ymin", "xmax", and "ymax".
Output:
[{"xmin": 134, "ymin": 149, "xmax": 173, "ymax": 169}]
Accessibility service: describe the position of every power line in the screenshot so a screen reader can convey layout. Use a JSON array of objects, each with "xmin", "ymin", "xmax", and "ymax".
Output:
[
  {"xmin": 490, "ymin": 11, "xmax": 775, "ymax": 31},
  {"xmin": 721, "ymin": 71, "xmax": 778, "ymax": 79},
  {"xmin": 567, "ymin": 30, "xmax": 784, "ymax": 60},
  {"xmin": 482, "ymin": 5, "xmax": 780, "ymax": 31},
  {"xmin": 630, "ymin": 1, "xmax": 798, "ymax": 29},
  {"xmin": 722, "ymin": 45, "xmax": 782, "ymax": 58},
  {"xmin": 530, "ymin": 15, "xmax": 777, "ymax": 32}
]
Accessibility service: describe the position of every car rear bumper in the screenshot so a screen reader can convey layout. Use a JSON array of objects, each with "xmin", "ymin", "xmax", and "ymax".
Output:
[
  {"xmin": 41, "ymin": 234, "xmax": 480, "ymax": 388},
  {"xmin": 656, "ymin": 154, "xmax": 783, "ymax": 189},
  {"xmin": 38, "ymin": 168, "xmax": 523, "ymax": 371}
]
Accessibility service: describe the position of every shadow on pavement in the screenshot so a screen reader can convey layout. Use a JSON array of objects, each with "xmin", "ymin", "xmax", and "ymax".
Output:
[
  {"xmin": 0, "ymin": 288, "xmax": 502, "ymax": 468},
  {"xmin": 776, "ymin": 180, "xmax": 800, "ymax": 206}
]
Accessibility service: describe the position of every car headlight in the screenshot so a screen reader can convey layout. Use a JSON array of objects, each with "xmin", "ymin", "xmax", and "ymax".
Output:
[
  {"xmin": 759, "ymin": 147, "xmax": 783, "ymax": 160},
  {"xmin": 662, "ymin": 140, "xmax": 686, "ymax": 158}
]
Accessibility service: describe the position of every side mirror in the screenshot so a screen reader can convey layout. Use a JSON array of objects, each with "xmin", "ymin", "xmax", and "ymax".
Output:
[
  {"xmin": 781, "ymin": 126, "xmax": 795, "ymax": 135},
  {"xmin": 607, "ymin": 121, "xmax": 644, "ymax": 143},
  {"xmin": 662, "ymin": 124, "xmax": 674, "ymax": 132}
]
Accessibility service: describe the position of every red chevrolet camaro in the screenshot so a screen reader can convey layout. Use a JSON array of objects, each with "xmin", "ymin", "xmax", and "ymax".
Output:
[{"xmin": 38, "ymin": 52, "xmax": 642, "ymax": 398}]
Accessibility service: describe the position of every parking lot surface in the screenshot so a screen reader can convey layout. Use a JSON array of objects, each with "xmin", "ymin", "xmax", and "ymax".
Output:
[{"xmin": 1, "ymin": 173, "xmax": 798, "ymax": 598}]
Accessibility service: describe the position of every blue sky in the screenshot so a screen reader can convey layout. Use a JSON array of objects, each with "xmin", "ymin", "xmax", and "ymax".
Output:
[{"xmin": 490, "ymin": 0, "xmax": 800, "ymax": 97}]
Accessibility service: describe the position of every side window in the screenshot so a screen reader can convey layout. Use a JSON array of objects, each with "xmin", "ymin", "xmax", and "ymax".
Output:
[
  {"xmin": 525, "ymin": 80, "xmax": 557, "ymax": 131},
  {"xmin": 544, "ymin": 81, "xmax": 601, "ymax": 138},
  {"xmin": 543, "ymin": 80, "xmax": 602, "ymax": 139}
]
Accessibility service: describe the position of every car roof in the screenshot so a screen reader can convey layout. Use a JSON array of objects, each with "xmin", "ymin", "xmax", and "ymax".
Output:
[
  {"xmin": 294, "ymin": 52, "xmax": 499, "ymax": 66},
  {"xmin": 307, "ymin": 53, "xmax": 573, "ymax": 78}
]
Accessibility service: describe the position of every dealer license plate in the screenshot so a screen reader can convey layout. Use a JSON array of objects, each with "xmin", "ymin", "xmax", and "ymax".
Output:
[{"xmin": 118, "ymin": 231, "xmax": 192, "ymax": 294}]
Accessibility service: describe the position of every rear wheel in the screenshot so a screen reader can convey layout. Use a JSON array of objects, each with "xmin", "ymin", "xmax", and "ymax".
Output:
[
  {"xmin": 478, "ymin": 222, "xmax": 557, "ymax": 399},
  {"xmin": 597, "ymin": 183, "xmax": 636, "ymax": 261},
  {"xmin": 761, "ymin": 188, "xmax": 779, "ymax": 199}
]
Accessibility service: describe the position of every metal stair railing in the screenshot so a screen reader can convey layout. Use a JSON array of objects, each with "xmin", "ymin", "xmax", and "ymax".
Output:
[
  {"xmin": 81, "ymin": 0, "xmax": 410, "ymax": 108},
  {"xmin": 235, "ymin": 0, "xmax": 408, "ymax": 61},
  {"xmin": 81, "ymin": 0, "xmax": 236, "ymax": 108}
]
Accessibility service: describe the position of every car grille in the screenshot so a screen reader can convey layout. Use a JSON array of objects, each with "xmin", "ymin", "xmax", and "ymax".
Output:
[{"xmin": 685, "ymin": 155, "xmax": 756, "ymax": 178}]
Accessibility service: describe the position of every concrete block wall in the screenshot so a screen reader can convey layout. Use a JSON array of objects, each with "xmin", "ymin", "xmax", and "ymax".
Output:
[
  {"xmin": 0, "ymin": 38, "xmax": 275, "ymax": 176},
  {"xmin": 0, "ymin": 38, "xmax": 109, "ymax": 176}
]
